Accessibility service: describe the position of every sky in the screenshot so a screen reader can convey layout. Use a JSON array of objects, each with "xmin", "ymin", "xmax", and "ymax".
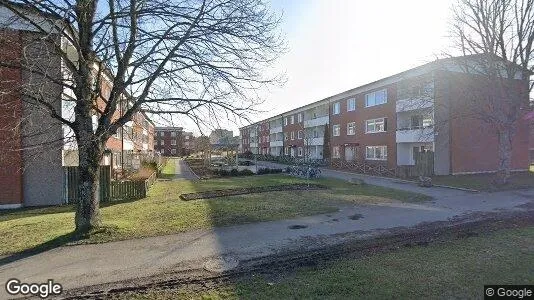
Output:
[{"xmin": 179, "ymin": 0, "xmax": 456, "ymax": 136}]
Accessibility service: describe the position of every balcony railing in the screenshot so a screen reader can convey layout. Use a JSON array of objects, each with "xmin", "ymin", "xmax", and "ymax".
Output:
[
  {"xmin": 396, "ymin": 97, "xmax": 433, "ymax": 112},
  {"xmin": 304, "ymin": 116, "xmax": 329, "ymax": 128},
  {"xmin": 270, "ymin": 126, "xmax": 283, "ymax": 134},
  {"xmin": 396, "ymin": 126, "xmax": 434, "ymax": 143}
]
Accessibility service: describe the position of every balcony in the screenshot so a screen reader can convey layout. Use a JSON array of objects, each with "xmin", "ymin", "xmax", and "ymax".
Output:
[
  {"xmin": 396, "ymin": 126, "xmax": 434, "ymax": 143},
  {"xmin": 270, "ymin": 126, "xmax": 283, "ymax": 134},
  {"xmin": 304, "ymin": 116, "xmax": 329, "ymax": 128},
  {"xmin": 306, "ymin": 137, "xmax": 324, "ymax": 146},
  {"xmin": 270, "ymin": 140, "xmax": 283, "ymax": 147},
  {"xmin": 396, "ymin": 97, "xmax": 433, "ymax": 112}
]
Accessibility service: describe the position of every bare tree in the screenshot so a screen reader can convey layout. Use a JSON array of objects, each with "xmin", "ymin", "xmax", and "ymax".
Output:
[
  {"xmin": 0, "ymin": 0, "xmax": 284, "ymax": 232},
  {"xmin": 449, "ymin": 0, "xmax": 533, "ymax": 184}
]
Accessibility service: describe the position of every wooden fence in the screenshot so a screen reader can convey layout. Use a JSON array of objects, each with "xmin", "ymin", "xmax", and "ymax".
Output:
[
  {"xmin": 396, "ymin": 151, "xmax": 434, "ymax": 178},
  {"xmin": 64, "ymin": 166, "xmax": 111, "ymax": 203},
  {"xmin": 64, "ymin": 166, "xmax": 157, "ymax": 203}
]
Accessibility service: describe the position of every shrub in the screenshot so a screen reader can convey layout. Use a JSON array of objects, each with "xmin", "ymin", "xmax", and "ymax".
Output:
[
  {"xmin": 257, "ymin": 167, "xmax": 283, "ymax": 175},
  {"xmin": 239, "ymin": 169, "xmax": 255, "ymax": 176},
  {"xmin": 230, "ymin": 168, "xmax": 240, "ymax": 176}
]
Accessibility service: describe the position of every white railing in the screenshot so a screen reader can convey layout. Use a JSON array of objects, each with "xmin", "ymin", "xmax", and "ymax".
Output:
[
  {"xmin": 270, "ymin": 140, "xmax": 283, "ymax": 147},
  {"xmin": 396, "ymin": 97, "xmax": 433, "ymax": 112},
  {"xmin": 396, "ymin": 127, "xmax": 434, "ymax": 143},
  {"xmin": 304, "ymin": 116, "xmax": 329, "ymax": 128},
  {"xmin": 306, "ymin": 137, "xmax": 324, "ymax": 146},
  {"xmin": 270, "ymin": 126, "xmax": 283, "ymax": 134}
]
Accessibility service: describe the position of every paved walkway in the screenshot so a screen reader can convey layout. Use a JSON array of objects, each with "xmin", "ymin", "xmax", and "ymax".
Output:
[
  {"xmin": 173, "ymin": 158, "xmax": 199, "ymax": 180},
  {"xmin": 252, "ymin": 160, "xmax": 471, "ymax": 198},
  {"xmin": 1, "ymin": 163, "xmax": 533, "ymax": 297}
]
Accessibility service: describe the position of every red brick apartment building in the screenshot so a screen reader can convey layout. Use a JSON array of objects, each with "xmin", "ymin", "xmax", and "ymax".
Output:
[
  {"xmin": 240, "ymin": 56, "xmax": 531, "ymax": 175},
  {"xmin": 0, "ymin": 6, "xmax": 154, "ymax": 208},
  {"xmin": 154, "ymin": 127, "xmax": 196, "ymax": 156}
]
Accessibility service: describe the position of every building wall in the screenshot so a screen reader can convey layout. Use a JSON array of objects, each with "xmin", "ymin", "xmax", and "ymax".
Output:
[
  {"xmin": 0, "ymin": 29, "xmax": 23, "ymax": 207},
  {"xmin": 20, "ymin": 31, "xmax": 64, "ymax": 206},
  {"xmin": 283, "ymin": 112, "xmax": 305, "ymax": 156},
  {"xmin": 154, "ymin": 127, "xmax": 184, "ymax": 156},
  {"xmin": 329, "ymin": 84, "xmax": 397, "ymax": 169},
  {"xmin": 258, "ymin": 121, "xmax": 270, "ymax": 154},
  {"xmin": 442, "ymin": 71, "xmax": 529, "ymax": 174},
  {"xmin": 240, "ymin": 128, "xmax": 251, "ymax": 153}
]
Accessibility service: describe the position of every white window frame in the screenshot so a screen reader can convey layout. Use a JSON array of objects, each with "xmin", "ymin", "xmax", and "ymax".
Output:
[
  {"xmin": 290, "ymin": 115, "xmax": 295, "ymax": 124},
  {"xmin": 365, "ymin": 118, "xmax": 387, "ymax": 133},
  {"xmin": 284, "ymin": 117, "xmax": 288, "ymax": 126},
  {"xmin": 333, "ymin": 102, "xmax": 341, "ymax": 115},
  {"xmin": 171, "ymin": 149, "xmax": 176, "ymax": 155},
  {"xmin": 365, "ymin": 146, "xmax": 388, "ymax": 161},
  {"xmin": 347, "ymin": 98, "xmax": 356, "ymax": 112},
  {"xmin": 365, "ymin": 89, "xmax": 388, "ymax": 107},
  {"xmin": 171, "ymin": 140, "xmax": 177, "ymax": 145},
  {"xmin": 298, "ymin": 113, "xmax": 303, "ymax": 123},
  {"xmin": 161, "ymin": 140, "xmax": 165, "ymax": 145},
  {"xmin": 291, "ymin": 131, "xmax": 295, "ymax": 140},
  {"xmin": 333, "ymin": 124, "xmax": 341, "ymax": 136},
  {"xmin": 313, "ymin": 130, "xmax": 319, "ymax": 138},
  {"xmin": 332, "ymin": 146, "xmax": 340, "ymax": 158},
  {"xmin": 284, "ymin": 147, "xmax": 289, "ymax": 155},
  {"xmin": 347, "ymin": 122, "xmax": 356, "ymax": 135},
  {"xmin": 298, "ymin": 130, "xmax": 303, "ymax": 139},
  {"xmin": 297, "ymin": 147, "xmax": 303, "ymax": 156}
]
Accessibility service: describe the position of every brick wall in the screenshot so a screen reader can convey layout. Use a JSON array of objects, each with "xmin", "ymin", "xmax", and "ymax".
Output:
[
  {"xmin": 0, "ymin": 29, "xmax": 23, "ymax": 205},
  {"xmin": 329, "ymin": 84, "xmax": 397, "ymax": 169}
]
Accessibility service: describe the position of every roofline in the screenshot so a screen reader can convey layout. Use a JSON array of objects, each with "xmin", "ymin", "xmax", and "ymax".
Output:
[{"xmin": 239, "ymin": 58, "xmax": 439, "ymax": 130}]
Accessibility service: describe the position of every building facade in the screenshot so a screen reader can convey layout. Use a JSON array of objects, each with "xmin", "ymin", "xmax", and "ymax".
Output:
[
  {"xmin": 154, "ymin": 127, "xmax": 188, "ymax": 156},
  {"xmin": 239, "ymin": 57, "xmax": 530, "ymax": 175},
  {"xmin": 0, "ymin": 5, "xmax": 155, "ymax": 208}
]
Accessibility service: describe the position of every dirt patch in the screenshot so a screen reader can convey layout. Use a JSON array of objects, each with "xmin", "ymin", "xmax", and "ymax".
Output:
[
  {"xmin": 179, "ymin": 184, "xmax": 328, "ymax": 201},
  {"xmin": 288, "ymin": 225, "xmax": 308, "ymax": 230},
  {"xmin": 349, "ymin": 213, "xmax": 364, "ymax": 220},
  {"xmin": 62, "ymin": 210, "xmax": 534, "ymax": 299}
]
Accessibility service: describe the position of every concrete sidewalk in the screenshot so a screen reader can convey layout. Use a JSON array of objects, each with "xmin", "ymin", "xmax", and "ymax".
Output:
[
  {"xmin": 172, "ymin": 158, "xmax": 199, "ymax": 180},
  {"xmin": 1, "ymin": 184, "xmax": 533, "ymax": 298},
  {"xmin": 253, "ymin": 160, "xmax": 470, "ymax": 198}
]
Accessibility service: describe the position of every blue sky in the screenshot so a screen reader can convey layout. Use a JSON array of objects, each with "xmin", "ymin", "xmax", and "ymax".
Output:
[{"xmin": 185, "ymin": 0, "xmax": 456, "ymax": 135}]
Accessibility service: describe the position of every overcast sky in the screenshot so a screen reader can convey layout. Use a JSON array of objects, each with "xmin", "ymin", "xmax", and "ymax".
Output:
[{"xmin": 173, "ymin": 0, "xmax": 456, "ymax": 136}]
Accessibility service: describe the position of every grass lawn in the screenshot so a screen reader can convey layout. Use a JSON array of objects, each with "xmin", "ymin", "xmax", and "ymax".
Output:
[
  {"xmin": 158, "ymin": 158, "xmax": 177, "ymax": 179},
  {"xmin": 432, "ymin": 170, "xmax": 534, "ymax": 192},
  {"xmin": 113, "ymin": 226, "xmax": 534, "ymax": 299},
  {"xmin": 0, "ymin": 174, "xmax": 428, "ymax": 256}
]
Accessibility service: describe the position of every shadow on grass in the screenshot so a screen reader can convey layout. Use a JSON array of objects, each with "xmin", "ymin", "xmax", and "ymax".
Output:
[{"xmin": 0, "ymin": 231, "xmax": 80, "ymax": 267}]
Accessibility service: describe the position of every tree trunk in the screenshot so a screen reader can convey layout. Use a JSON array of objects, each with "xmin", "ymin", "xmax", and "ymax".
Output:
[
  {"xmin": 75, "ymin": 128, "xmax": 103, "ymax": 233},
  {"xmin": 496, "ymin": 128, "xmax": 514, "ymax": 185}
]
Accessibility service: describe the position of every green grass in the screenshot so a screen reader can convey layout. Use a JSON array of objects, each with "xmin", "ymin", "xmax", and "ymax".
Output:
[
  {"xmin": 158, "ymin": 158, "xmax": 177, "ymax": 179},
  {"xmin": 0, "ymin": 174, "xmax": 429, "ymax": 256},
  {"xmin": 113, "ymin": 226, "xmax": 534, "ymax": 299},
  {"xmin": 432, "ymin": 170, "xmax": 534, "ymax": 192}
]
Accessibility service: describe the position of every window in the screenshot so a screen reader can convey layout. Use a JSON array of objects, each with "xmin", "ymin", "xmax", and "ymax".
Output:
[
  {"xmin": 171, "ymin": 132, "xmax": 176, "ymax": 137},
  {"xmin": 365, "ymin": 118, "xmax": 387, "ymax": 133},
  {"xmin": 298, "ymin": 113, "xmax": 303, "ymax": 123},
  {"xmin": 365, "ymin": 89, "xmax": 388, "ymax": 107},
  {"xmin": 347, "ymin": 122, "xmax": 356, "ymax": 135},
  {"xmin": 185, "ymin": 135, "xmax": 190, "ymax": 140},
  {"xmin": 290, "ymin": 115, "xmax": 295, "ymax": 124},
  {"xmin": 298, "ymin": 147, "xmax": 303, "ymax": 156},
  {"xmin": 347, "ymin": 98, "xmax": 356, "ymax": 111},
  {"xmin": 333, "ymin": 102, "xmax": 340, "ymax": 115},
  {"xmin": 161, "ymin": 140, "xmax": 165, "ymax": 145},
  {"xmin": 291, "ymin": 131, "xmax": 295, "ymax": 140},
  {"xmin": 284, "ymin": 117, "xmax": 288, "ymax": 126},
  {"xmin": 284, "ymin": 133, "xmax": 289, "ymax": 141},
  {"xmin": 313, "ymin": 130, "xmax": 319, "ymax": 138},
  {"xmin": 333, "ymin": 124, "xmax": 341, "ymax": 136},
  {"xmin": 366, "ymin": 146, "xmax": 387, "ymax": 160},
  {"xmin": 298, "ymin": 130, "xmax": 303, "ymax": 139},
  {"xmin": 171, "ymin": 149, "xmax": 176, "ymax": 155},
  {"xmin": 332, "ymin": 146, "xmax": 340, "ymax": 158},
  {"xmin": 171, "ymin": 140, "xmax": 177, "ymax": 145},
  {"xmin": 284, "ymin": 147, "xmax": 289, "ymax": 155}
]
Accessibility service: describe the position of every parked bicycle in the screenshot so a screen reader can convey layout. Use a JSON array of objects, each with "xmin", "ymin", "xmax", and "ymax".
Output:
[{"xmin": 286, "ymin": 165, "xmax": 321, "ymax": 179}]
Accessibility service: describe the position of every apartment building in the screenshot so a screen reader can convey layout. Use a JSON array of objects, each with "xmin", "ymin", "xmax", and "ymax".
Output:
[
  {"xmin": 0, "ymin": 5, "xmax": 155, "ymax": 208},
  {"xmin": 240, "ymin": 56, "xmax": 530, "ymax": 175},
  {"xmin": 154, "ymin": 128, "xmax": 196, "ymax": 156}
]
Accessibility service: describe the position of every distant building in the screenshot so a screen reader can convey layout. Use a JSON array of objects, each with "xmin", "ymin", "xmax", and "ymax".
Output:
[
  {"xmin": 209, "ymin": 129, "xmax": 234, "ymax": 145},
  {"xmin": 183, "ymin": 131, "xmax": 195, "ymax": 154}
]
